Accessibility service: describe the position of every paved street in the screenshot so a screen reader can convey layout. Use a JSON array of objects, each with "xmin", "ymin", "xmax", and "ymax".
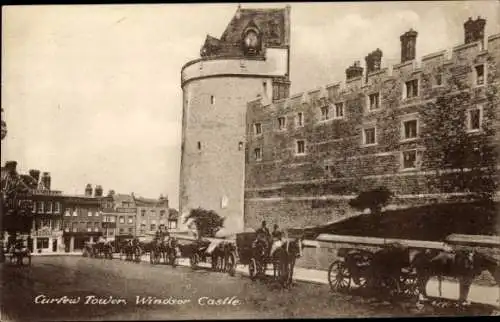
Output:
[{"xmin": 1, "ymin": 256, "xmax": 497, "ymax": 321}]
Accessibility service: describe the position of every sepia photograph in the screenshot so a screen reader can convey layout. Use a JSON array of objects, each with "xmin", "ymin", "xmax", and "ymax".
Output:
[{"xmin": 1, "ymin": 1, "xmax": 500, "ymax": 320}]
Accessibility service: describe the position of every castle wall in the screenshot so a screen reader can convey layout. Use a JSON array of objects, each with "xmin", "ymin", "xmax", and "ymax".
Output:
[{"xmin": 244, "ymin": 35, "xmax": 500, "ymax": 229}]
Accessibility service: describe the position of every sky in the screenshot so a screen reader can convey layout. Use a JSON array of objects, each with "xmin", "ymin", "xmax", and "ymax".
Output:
[{"xmin": 2, "ymin": 2, "xmax": 499, "ymax": 209}]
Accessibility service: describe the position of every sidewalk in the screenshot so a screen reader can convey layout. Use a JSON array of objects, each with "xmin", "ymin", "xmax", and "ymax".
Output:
[{"xmin": 174, "ymin": 257, "xmax": 499, "ymax": 307}]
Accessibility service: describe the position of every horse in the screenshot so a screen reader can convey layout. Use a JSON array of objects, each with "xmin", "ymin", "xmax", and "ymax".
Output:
[
  {"xmin": 271, "ymin": 236, "xmax": 305, "ymax": 287},
  {"xmin": 93, "ymin": 241, "xmax": 114, "ymax": 259},
  {"xmin": 164, "ymin": 236, "xmax": 180, "ymax": 266},
  {"xmin": 411, "ymin": 248, "xmax": 500, "ymax": 305},
  {"xmin": 121, "ymin": 239, "xmax": 143, "ymax": 262},
  {"xmin": 9, "ymin": 246, "xmax": 31, "ymax": 266}
]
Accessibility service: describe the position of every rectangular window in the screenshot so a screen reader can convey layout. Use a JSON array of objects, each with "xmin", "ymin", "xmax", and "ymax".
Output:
[
  {"xmin": 38, "ymin": 201, "xmax": 44, "ymax": 213},
  {"xmin": 46, "ymin": 202, "xmax": 52, "ymax": 213},
  {"xmin": 119, "ymin": 216, "xmax": 125, "ymax": 224},
  {"xmin": 368, "ymin": 93, "xmax": 380, "ymax": 111},
  {"xmin": 467, "ymin": 107, "xmax": 482, "ymax": 131},
  {"xmin": 405, "ymin": 79, "xmax": 419, "ymax": 98},
  {"xmin": 334, "ymin": 103, "xmax": 344, "ymax": 119},
  {"xmin": 296, "ymin": 112, "xmax": 304, "ymax": 127},
  {"xmin": 210, "ymin": 95, "xmax": 215, "ymax": 105},
  {"xmin": 128, "ymin": 216, "xmax": 133, "ymax": 224},
  {"xmin": 88, "ymin": 211, "xmax": 93, "ymax": 217},
  {"xmin": 262, "ymin": 82, "xmax": 267, "ymax": 95},
  {"xmin": 65, "ymin": 208, "xmax": 71, "ymax": 216},
  {"xmin": 32, "ymin": 202, "xmax": 37, "ymax": 213},
  {"xmin": 296, "ymin": 140, "xmax": 305, "ymax": 155},
  {"xmin": 254, "ymin": 123, "xmax": 262, "ymax": 135},
  {"xmin": 320, "ymin": 106, "xmax": 329, "ymax": 121},
  {"xmin": 278, "ymin": 117, "xmax": 286, "ymax": 130},
  {"xmin": 87, "ymin": 227, "xmax": 92, "ymax": 232},
  {"xmin": 402, "ymin": 150, "xmax": 418, "ymax": 169},
  {"xmin": 150, "ymin": 224, "xmax": 156, "ymax": 231},
  {"xmin": 160, "ymin": 210, "xmax": 165, "ymax": 217},
  {"xmin": 254, "ymin": 148, "xmax": 262, "ymax": 161},
  {"xmin": 141, "ymin": 209, "xmax": 146, "ymax": 217},
  {"xmin": 197, "ymin": 141, "xmax": 202, "ymax": 150},
  {"xmin": 402, "ymin": 119, "xmax": 418, "ymax": 140},
  {"xmin": 73, "ymin": 209, "xmax": 77, "ymax": 217},
  {"xmin": 128, "ymin": 227, "xmax": 133, "ymax": 233},
  {"xmin": 435, "ymin": 74, "xmax": 443, "ymax": 86},
  {"xmin": 54, "ymin": 202, "xmax": 60, "ymax": 214},
  {"xmin": 475, "ymin": 65, "xmax": 485, "ymax": 85},
  {"xmin": 168, "ymin": 221, "xmax": 177, "ymax": 229},
  {"xmin": 363, "ymin": 127, "xmax": 376, "ymax": 145},
  {"xmin": 119, "ymin": 228, "xmax": 124, "ymax": 234},
  {"xmin": 110, "ymin": 216, "xmax": 116, "ymax": 223}
]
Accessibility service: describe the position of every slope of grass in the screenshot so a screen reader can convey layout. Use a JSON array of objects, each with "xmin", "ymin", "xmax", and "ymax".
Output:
[{"xmin": 300, "ymin": 202, "xmax": 499, "ymax": 241}]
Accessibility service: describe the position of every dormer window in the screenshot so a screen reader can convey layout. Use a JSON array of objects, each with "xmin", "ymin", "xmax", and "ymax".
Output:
[{"xmin": 242, "ymin": 26, "xmax": 261, "ymax": 56}]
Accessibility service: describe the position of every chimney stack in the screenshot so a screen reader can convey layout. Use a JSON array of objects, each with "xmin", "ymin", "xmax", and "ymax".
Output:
[
  {"xmin": 345, "ymin": 61, "xmax": 363, "ymax": 80},
  {"xmin": 365, "ymin": 48, "xmax": 383, "ymax": 75},
  {"xmin": 85, "ymin": 184, "xmax": 93, "ymax": 197},
  {"xmin": 400, "ymin": 29, "xmax": 418, "ymax": 63},
  {"xmin": 29, "ymin": 169, "xmax": 41, "ymax": 184},
  {"xmin": 5, "ymin": 161, "xmax": 17, "ymax": 174},
  {"xmin": 41, "ymin": 172, "xmax": 51, "ymax": 190},
  {"xmin": 94, "ymin": 185, "xmax": 103, "ymax": 197},
  {"xmin": 464, "ymin": 16, "xmax": 486, "ymax": 45}
]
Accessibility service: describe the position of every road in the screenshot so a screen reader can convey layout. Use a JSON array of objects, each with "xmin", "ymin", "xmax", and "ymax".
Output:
[{"xmin": 0, "ymin": 256, "xmax": 496, "ymax": 321}]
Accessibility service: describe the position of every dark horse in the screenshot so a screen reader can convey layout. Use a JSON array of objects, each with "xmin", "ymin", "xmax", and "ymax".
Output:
[
  {"xmin": 411, "ymin": 248, "xmax": 500, "ymax": 305},
  {"xmin": 121, "ymin": 239, "xmax": 143, "ymax": 262},
  {"xmin": 272, "ymin": 237, "xmax": 305, "ymax": 287}
]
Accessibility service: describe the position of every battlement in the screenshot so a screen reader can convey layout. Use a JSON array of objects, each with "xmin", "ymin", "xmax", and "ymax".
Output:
[{"xmin": 249, "ymin": 31, "xmax": 500, "ymax": 112}]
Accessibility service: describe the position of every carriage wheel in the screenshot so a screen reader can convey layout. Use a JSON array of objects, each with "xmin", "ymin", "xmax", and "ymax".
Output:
[
  {"xmin": 190, "ymin": 254, "xmax": 199, "ymax": 269},
  {"xmin": 226, "ymin": 252, "xmax": 236, "ymax": 277},
  {"xmin": 400, "ymin": 274, "xmax": 419, "ymax": 298},
  {"xmin": 249, "ymin": 259, "xmax": 257, "ymax": 281},
  {"xmin": 380, "ymin": 276, "xmax": 401, "ymax": 298},
  {"xmin": 328, "ymin": 260, "xmax": 351, "ymax": 292},
  {"xmin": 169, "ymin": 251, "xmax": 177, "ymax": 267}
]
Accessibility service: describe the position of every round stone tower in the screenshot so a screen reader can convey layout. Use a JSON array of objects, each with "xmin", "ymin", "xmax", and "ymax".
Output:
[{"xmin": 179, "ymin": 5, "xmax": 291, "ymax": 233}]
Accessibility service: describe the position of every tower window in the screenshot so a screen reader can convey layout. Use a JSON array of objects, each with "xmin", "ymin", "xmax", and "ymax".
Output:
[
  {"xmin": 467, "ymin": 107, "xmax": 483, "ymax": 132},
  {"xmin": 402, "ymin": 119, "xmax": 418, "ymax": 140},
  {"xmin": 402, "ymin": 150, "xmax": 418, "ymax": 169},
  {"xmin": 197, "ymin": 141, "xmax": 202, "ymax": 150},
  {"xmin": 435, "ymin": 74, "xmax": 443, "ymax": 86},
  {"xmin": 238, "ymin": 142, "xmax": 244, "ymax": 151},
  {"xmin": 254, "ymin": 123, "xmax": 262, "ymax": 135},
  {"xmin": 254, "ymin": 148, "xmax": 262, "ymax": 161},
  {"xmin": 296, "ymin": 140, "xmax": 306, "ymax": 155},
  {"xmin": 263, "ymin": 82, "xmax": 267, "ymax": 96},
  {"xmin": 210, "ymin": 95, "xmax": 215, "ymax": 105},
  {"xmin": 334, "ymin": 103, "xmax": 344, "ymax": 119},
  {"xmin": 368, "ymin": 93, "xmax": 380, "ymax": 111},
  {"xmin": 296, "ymin": 112, "xmax": 304, "ymax": 127},
  {"xmin": 320, "ymin": 106, "xmax": 329, "ymax": 121},
  {"xmin": 475, "ymin": 65, "xmax": 485, "ymax": 86},
  {"xmin": 278, "ymin": 117, "xmax": 286, "ymax": 130},
  {"xmin": 404, "ymin": 79, "xmax": 419, "ymax": 99},
  {"xmin": 362, "ymin": 127, "xmax": 377, "ymax": 145}
]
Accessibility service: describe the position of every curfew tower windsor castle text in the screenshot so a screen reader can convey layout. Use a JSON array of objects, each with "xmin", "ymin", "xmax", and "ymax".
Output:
[{"xmin": 180, "ymin": 6, "xmax": 500, "ymax": 232}]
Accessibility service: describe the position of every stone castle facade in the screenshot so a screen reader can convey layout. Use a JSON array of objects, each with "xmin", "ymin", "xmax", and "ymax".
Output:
[{"xmin": 180, "ymin": 6, "xmax": 500, "ymax": 232}]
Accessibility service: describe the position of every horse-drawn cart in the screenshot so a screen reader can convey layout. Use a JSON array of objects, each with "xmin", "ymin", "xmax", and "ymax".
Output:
[
  {"xmin": 226, "ymin": 231, "xmax": 304, "ymax": 287},
  {"xmin": 320, "ymin": 234, "xmax": 447, "ymax": 299}
]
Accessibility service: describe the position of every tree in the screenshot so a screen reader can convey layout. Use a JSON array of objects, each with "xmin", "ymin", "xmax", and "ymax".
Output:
[
  {"xmin": 349, "ymin": 187, "xmax": 393, "ymax": 216},
  {"xmin": 183, "ymin": 208, "xmax": 224, "ymax": 238}
]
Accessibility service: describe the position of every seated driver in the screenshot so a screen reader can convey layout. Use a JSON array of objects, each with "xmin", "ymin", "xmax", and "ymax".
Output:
[
  {"xmin": 253, "ymin": 220, "xmax": 271, "ymax": 252},
  {"xmin": 270, "ymin": 224, "xmax": 283, "ymax": 257}
]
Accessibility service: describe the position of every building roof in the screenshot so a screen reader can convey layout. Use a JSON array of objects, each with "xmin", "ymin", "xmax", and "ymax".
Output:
[
  {"xmin": 200, "ymin": 5, "xmax": 289, "ymax": 58},
  {"xmin": 134, "ymin": 196, "xmax": 168, "ymax": 207},
  {"xmin": 112, "ymin": 194, "xmax": 135, "ymax": 203}
]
